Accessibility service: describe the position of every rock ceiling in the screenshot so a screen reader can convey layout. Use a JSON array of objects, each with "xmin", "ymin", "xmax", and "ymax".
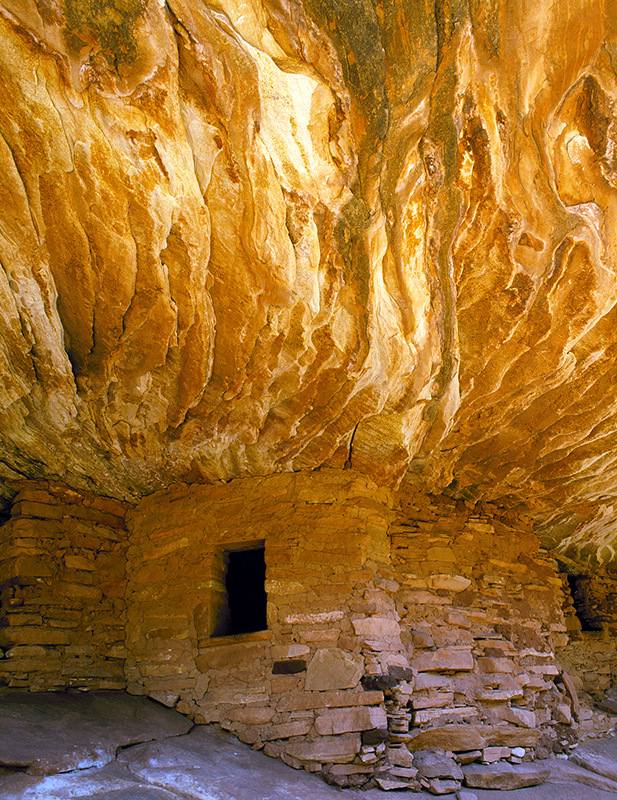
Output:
[{"xmin": 1, "ymin": 0, "xmax": 617, "ymax": 566}]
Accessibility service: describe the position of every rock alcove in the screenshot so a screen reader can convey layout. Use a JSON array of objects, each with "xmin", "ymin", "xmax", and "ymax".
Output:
[{"xmin": 2, "ymin": 0, "xmax": 617, "ymax": 794}]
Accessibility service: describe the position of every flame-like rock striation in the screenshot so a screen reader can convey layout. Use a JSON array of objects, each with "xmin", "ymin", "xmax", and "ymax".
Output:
[{"xmin": 1, "ymin": 0, "xmax": 617, "ymax": 566}]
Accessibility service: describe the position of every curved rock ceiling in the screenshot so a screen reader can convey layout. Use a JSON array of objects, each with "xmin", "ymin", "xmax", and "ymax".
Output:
[{"xmin": 1, "ymin": 0, "xmax": 617, "ymax": 566}]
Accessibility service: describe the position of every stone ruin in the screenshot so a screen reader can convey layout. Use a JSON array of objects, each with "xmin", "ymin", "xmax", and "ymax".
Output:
[
  {"xmin": 3, "ymin": 0, "xmax": 617, "ymax": 794},
  {"xmin": 2, "ymin": 469, "xmax": 617, "ymax": 793}
]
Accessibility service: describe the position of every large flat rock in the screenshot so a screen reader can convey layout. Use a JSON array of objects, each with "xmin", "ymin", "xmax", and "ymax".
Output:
[
  {"xmin": 0, "ymin": 727, "xmax": 390, "ymax": 800},
  {"xmin": 406, "ymin": 723, "xmax": 541, "ymax": 752},
  {"xmin": 549, "ymin": 757, "xmax": 617, "ymax": 793},
  {"xmin": 0, "ymin": 760, "xmax": 181, "ymax": 800},
  {"xmin": 464, "ymin": 761, "xmax": 551, "ymax": 790},
  {"xmin": 571, "ymin": 738, "xmax": 617, "ymax": 783},
  {"xmin": 0, "ymin": 691, "xmax": 192, "ymax": 775}
]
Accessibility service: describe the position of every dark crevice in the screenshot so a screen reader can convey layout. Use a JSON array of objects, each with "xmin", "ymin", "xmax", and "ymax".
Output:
[{"xmin": 567, "ymin": 574, "xmax": 604, "ymax": 631}]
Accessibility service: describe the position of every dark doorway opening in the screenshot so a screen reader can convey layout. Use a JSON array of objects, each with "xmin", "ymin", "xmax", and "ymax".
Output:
[
  {"xmin": 566, "ymin": 574, "xmax": 604, "ymax": 631},
  {"xmin": 213, "ymin": 545, "xmax": 267, "ymax": 637}
]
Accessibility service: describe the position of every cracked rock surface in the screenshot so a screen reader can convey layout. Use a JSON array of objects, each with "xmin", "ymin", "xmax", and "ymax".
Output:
[
  {"xmin": 2, "ymin": 1, "xmax": 617, "ymax": 565},
  {"xmin": 0, "ymin": 690, "xmax": 192, "ymax": 775},
  {"xmin": 1, "ymin": 691, "xmax": 617, "ymax": 800}
]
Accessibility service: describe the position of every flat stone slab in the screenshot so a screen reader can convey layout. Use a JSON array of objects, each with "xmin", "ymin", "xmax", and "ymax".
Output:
[
  {"xmin": 0, "ymin": 760, "xmax": 181, "ymax": 800},
  {"xmin": 471, "ymin": 785, "xmax": 617, "ymax": 799},
  {"xmin": 464, "ymin": 761, "xmax": 551, "ymax": 790},
  {"xmin": 571, "ymin": 737, "xmax": 617, "ymax": 783},
  {"xmin": 549, "ymin": 757, "xmax": 617, "ymax": 793},
  {"xmin": 0, "ymin": 690, "xmax": 192, "ymax": 775},
  {"xmin": 0, "ymin": 727, "xmax": 392, "ymax": 800},
  {"xmin": 406, "ymin": 723, "xmax": 541, "ymax": 752}
]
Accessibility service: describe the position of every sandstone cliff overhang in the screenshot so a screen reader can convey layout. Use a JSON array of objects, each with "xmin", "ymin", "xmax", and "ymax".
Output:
[{"xmin": 1, "ymin": 0, "xmax": 617, "ymax": 567}]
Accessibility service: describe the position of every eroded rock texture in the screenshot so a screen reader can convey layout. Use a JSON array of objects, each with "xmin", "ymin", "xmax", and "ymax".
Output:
[{"xmin": 1, "ymin": 0, "xmax": 617, "ymax": 565}]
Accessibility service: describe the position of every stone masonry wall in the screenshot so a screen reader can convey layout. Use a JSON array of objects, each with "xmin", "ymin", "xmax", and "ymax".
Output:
[
  {"xmin": 389, "ymin": 487, "xmax": 571, "ymax": 755},
  {"xmin": 557, "ymin": 569, "xmax": 617, "ymax": 697},
  {"xmin": 0, "ymin": 482, "xmax": 128, "ymax": 691},
  {"xmin": 126, "ymin": 470, "xmax": 582, "ymax": 791},
  {"xmin": 0, "ymin": 470, "xmax": 610, "ymax": 790},
  {"xmin": 125, "ymin": 470, "xmax": 402, "ymax": 787}
]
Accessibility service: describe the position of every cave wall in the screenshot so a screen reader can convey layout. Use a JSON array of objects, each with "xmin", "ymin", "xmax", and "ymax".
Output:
[{"xmin": 0, "ymin": 483, "xmax": 128, "ymax": 691}]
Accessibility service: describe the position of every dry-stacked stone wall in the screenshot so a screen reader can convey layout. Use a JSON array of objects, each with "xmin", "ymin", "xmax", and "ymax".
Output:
[
  {"xmin": 0, "ymin": 470, "xmax": 597, "ymax": 791},
  {"xmin": 0, "ymin": 482, "xmax": 128, "ymax": 691},
  {"xmin": 125, "ymin": 470, "xmax": 401, "ymax": 786},
  {"xmin": 389, "ymin": 486, "xmax": 572, "ymax": 772},
  {"xmin": 125, "ymin": 470, "xmax": 582, "ymax": 791},
  {"xmin": 557, "ymin": 569, "xmax": 617, "ymax": 696}
]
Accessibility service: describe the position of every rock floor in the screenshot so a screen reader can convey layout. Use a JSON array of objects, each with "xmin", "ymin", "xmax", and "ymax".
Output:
[{"xmin": 2, "ymin": 691, "xmax": 617, "ymax": 800}]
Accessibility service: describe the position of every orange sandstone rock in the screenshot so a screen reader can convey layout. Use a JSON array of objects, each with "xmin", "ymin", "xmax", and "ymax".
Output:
[{"xmin": 0, "ymin": 0, "xmax": 615, "ymax": 566}]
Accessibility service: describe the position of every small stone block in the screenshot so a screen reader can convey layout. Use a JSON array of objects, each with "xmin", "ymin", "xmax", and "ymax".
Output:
[
  {"xmin": 429, "ymin": 778, "xmax": 461, "ymax": 794},
  {"xmin": 482, "ymin": 746, "xmax": 510, "ymax": 763},
  {"xmin": 414, "ymin": 648, "xmax": 474, "ymax": 672},
  {"xmin": 305, "ymin": 648, "xmax": 364, "ymax": 691},
  {"xmin": 386, "ymin": 746, "xmax": 415, "ymax": 768},
  {"xmin": 376, "ymin": 778, "xmax": 411, "ymax": 790},
  {"xmin": 456, "ymin": 750, "xmax": 482, "ymax": 765},
  {"xmin": 388, "ymin": 666, "xmax": 415, "ymax": 680},
  {"xmin": 389, "ymin": 766, "xmax": 417, "ymax": 778},
  {"xmin": 414, "ymin": 750, "xmax": 464, "ymax": 780},
  {"xmin": 284, "ymin": 733, "xmax": 361, "ymax": 764}
]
